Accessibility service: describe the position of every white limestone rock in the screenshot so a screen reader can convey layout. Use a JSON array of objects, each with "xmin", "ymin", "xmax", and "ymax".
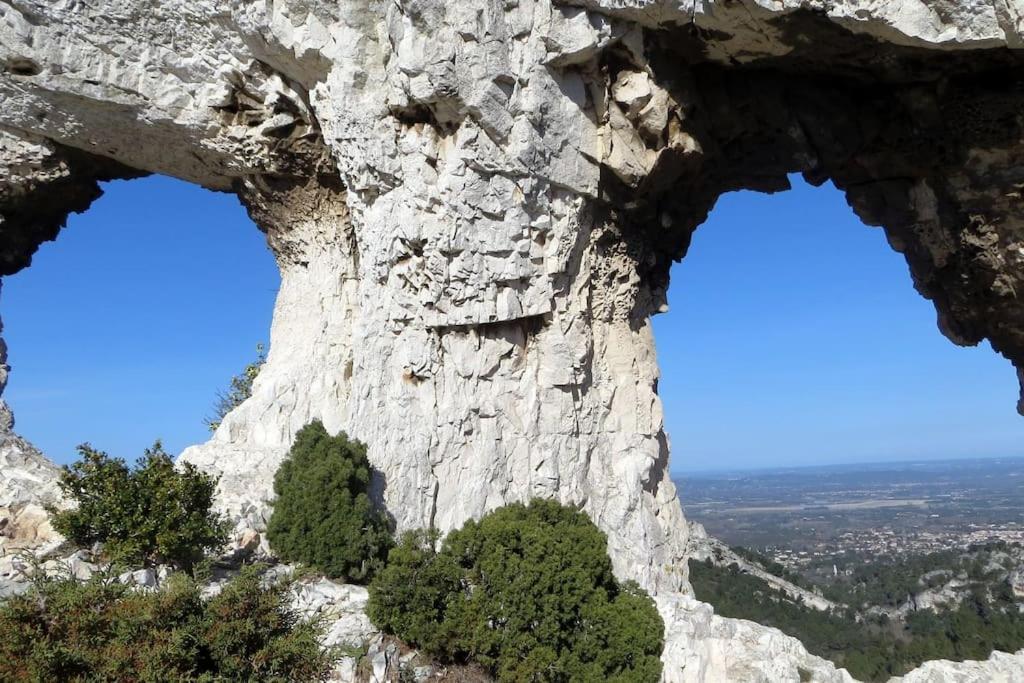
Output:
[
  {"xmin": 566, "ymin": 0, "xmax": 1024, "ymax": 50},
  {"xmin": 889, "ymin": 649, "xmax": 1024, "ymax": 683},
  {"xmin": 0, "ymin": 282, "xmax": 64, "ymax": 556},
  {"xmin": 659, "ymin": 593, "xmax": 857, "ymax": 683},
  {"xmin": 0, "ymin": 436, "xmax": 61, "ymax": 553},
  {"xmin": 291, "ymin": 577, "xmax": 377, "ymax": 652},
  {"xmin": 2, "ymin": 2, "xmax": 1024, "ymax": 682}
]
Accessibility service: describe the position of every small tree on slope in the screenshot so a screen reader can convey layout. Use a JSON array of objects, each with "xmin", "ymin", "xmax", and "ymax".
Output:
[
  {"xmin": 267, "ymin": 420, "xmax": 393, "ymax": 582},
  {"xmin": 205, "ymin": 343, "xmax": 266, "ymax": 432},
  {"xmin": 51, "ymin": 442, "xmax": 228, "ymax": 570}
]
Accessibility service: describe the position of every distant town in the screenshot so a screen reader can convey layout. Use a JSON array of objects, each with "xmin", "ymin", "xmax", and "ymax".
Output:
[
  {"xmin": 678, "ymin": 457, "xmax": 1024, "ymax": 680},
  {"xmin": 769, "ymin": 524, "xmax": 1024, "ymax": 573},
  {"xmin": 674, "ymin": 457, "xmax": 1024, "ymax": 574}
]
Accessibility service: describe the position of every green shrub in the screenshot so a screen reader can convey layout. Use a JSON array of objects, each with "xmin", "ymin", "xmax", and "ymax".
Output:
[
  {"xmin": 0, "ymin": 566, "xmax": 335, "ymax": 682},
  {"xmin": 267, "ymin": 421, "xmax": 393, "ymax": 583},
  {"xmin": 51, "ymin": 443, "xmax": 228, "ymax": 569},
  {"xmin": 202, "ymin": 566, "xmax": 333, "ymax": 680},
  {"xmin": 368, "ymin": 499, "xmax": 665, "ymax": 682},
  {"xmin": 364, "ymin": 530, "xmax": 463, "ymax": 655}
]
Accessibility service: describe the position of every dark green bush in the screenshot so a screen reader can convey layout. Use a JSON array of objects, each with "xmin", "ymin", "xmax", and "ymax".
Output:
[
  {"xmin": 203, "ymin": 566, "xmax": 333, "ymax": 680},
  {"xmin": 368, "ymin": 499, "xmax": 665, "ymax": 683},
  {"xmin": 51, "ymin": 442, "xmax": 228, "ymax": 570},
  {"xmin": 363, "ymin": 529, "xmax": 463, "ymax": 656},
  {"xmin": 267, "ymin": 421, "xmax": 393, "ymax": 582},
  {"xmin": 0, "ymin": 565, "xmax": 335, "ymax": 682}
]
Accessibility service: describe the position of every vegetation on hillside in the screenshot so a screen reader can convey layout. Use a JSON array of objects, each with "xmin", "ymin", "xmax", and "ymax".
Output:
[
  {"xmin": 266, "ymin": 421, "xmax": 393, "ymax": 583},
  {"xmin": 729, "ymin": 545, "xmax": 817, "ymax": 591},
  {"xmin": 690, "ymin": 551, "xmax": 1024, "ymax": 681},
  {"xmin": 368, "ymin": 499, "xmax": 665, "ymax": 683},
  {"xmin": 51, "ymin": 442, "xmax": 228, "ymax": 570},
  {"xmin": 0, "ymin": 565, "xmax": 335, "ymax": 682},
  {"xmin": 819, "ymin": 542, "xmax": 1020, "ymax": 609}
]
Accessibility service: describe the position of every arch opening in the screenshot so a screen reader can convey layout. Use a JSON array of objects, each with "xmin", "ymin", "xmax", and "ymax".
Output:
[
  {"xmin": 593, "ymin": 20, "xmax": 1024, "ymax": 419},
  {"xmin": 655, "ymin": 175, "xmax": 1024, "ymax": 680},
  {"xmin": 1, "ymin": 175, "xmax": 281, "ymax": 463},
  {"xmin": 655, "ymin": 176, "xmax": 1024, "ymax": 474}
]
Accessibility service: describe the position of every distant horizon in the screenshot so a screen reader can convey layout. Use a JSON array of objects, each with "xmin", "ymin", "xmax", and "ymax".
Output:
[
  {"xmin": 654, "ymin": 176, "xmax": 1023, "ymax": 473},
  {"xmin": 671, "ymin": 452, "xmax": 1024, "ymax": 477}
]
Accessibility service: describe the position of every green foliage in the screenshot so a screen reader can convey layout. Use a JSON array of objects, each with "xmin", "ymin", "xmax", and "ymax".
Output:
[
  {"xmin": 368, "ymin": 499, "xmax": 665, "ymax": 683},
  {"xmin": 51, "ymin": 443, "xmax": 228, "ymax": 570},
  {"xmin": 205, "ymin": 343, "xmax": 266, "ymax": 432},
  {"xmin": 0, "ymin": 566, "xmax": 335, "ymax": 682},
  {"xmin": 823, "ymin": 549, "xmax": 962, "ymax": 608},
  {"xmin": 821, "ymin": 542, "xmax": 1022, "ymax": 609},
  {"xmin": 689, "ymin": 557, "xmax": 1024, "ymax": 682},
  {"xmin": 203, "ymin": 566, "xmax": 333, "ymax": 680},
  {"xmin": 365, "ymin": 530, "xmax": 465, "ymax": 656},
  {"xmin": 267, "ymin": 421, "xmax": 393, "ymax": 583},
  {"xmin": 729, "ymin": 545, "xmax": 815, "ymax": 590}
]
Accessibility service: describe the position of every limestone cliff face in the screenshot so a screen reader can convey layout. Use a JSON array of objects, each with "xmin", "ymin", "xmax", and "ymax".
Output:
[{"xmin": 2, "ymin": 2, "xmax": 1024, "ymax": 681}]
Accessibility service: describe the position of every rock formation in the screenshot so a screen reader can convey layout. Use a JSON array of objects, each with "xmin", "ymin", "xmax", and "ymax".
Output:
[
  {"xmin": 890, "ymin": 649, "xmax": 1024, "ymax": 683},
  {"xmin": 0, "ymin": 428, "xmax": 61, "ymax": 557},
  {"xmin": 2, "ymin": 1, "xmax": 1024, "ymax": 680},
  {"xmin": 686, "ymin": 521, "xmax": 838, "ymax": 612}
]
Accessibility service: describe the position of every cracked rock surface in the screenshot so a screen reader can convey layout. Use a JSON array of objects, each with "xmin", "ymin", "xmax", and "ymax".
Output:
[{"xmin": 2, "ymin": 1, "xmax": 1024, "ymax": 681}]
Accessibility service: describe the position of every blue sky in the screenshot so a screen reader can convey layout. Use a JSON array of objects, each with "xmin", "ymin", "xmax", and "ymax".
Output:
[
  {"xmin": 654, "ymin": 177, "xmax": 1023, "ymax": 472},
  {"xmin": 2, "ymin": 174, "xmax": 1021, "ymax": 469},
  {"xmin": 3, "ymin": 176, "xmax": 279, "ymax": 464}
]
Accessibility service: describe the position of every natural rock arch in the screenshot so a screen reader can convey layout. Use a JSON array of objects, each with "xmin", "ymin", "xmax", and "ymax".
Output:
[{"xmin": 2, "ymin": 2, "xmax": 1024, "ymax": 680}]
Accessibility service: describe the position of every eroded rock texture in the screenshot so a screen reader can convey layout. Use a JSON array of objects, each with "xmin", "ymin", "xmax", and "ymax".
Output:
[{"xmin": 2, "ymin": 1, "xmax": 1024, "ymax": 681}]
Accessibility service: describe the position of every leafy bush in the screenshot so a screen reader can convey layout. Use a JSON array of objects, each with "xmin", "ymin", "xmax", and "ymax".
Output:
[
  {"xmin": 368, "ymin": 499, "xmax": 665, "ymax": 682},
  {"xmin": 51, "ymin": 443, "xmax": 228, "ymax": 569},
  {"xmin": 267, "ymin": 421, "xmax": 393, "ymax": 583},
  {"xmin": 0, "ymin": 565, "xmax": 334, "ymax": 682},
  {"xmin": 205, "ymin": 343, "xmax": 266, "ymax": 432},
  {"xmin": 202, "ymin": 566, "xmax": 333, "ymax": 680},
  {"xmin": 364, "ymin": 529, "xmax": 462, "ymax": 656}
]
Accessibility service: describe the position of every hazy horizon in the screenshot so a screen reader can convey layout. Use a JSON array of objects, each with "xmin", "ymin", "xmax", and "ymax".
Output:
[{"xmin": 672, "ymin": 452, "xmax": 1024, "ymax": 476}]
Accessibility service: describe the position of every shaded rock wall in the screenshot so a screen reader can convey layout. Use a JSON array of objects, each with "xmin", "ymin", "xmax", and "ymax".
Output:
[{"xmin": 2, "ymin": 2, "xmax": 1023, "ymax": 681}]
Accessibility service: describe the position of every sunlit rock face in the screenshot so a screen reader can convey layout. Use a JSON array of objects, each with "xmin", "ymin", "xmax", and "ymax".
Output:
[{"xmin": 2, "ymin": 2, "xmax": 1024, "ymax": 680}]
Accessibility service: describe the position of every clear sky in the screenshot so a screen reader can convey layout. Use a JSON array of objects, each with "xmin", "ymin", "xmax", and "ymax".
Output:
[
  {"xmin": 2, "ymin": 174, "xmax": 1021, "ymax": 468},
  {"xmin": 3, "ymin": 176, "xmax": 279, "ymax": 464},
  {"xmin": 654, "ymin": 176, "xmax": 1024, "ymax": 472}
]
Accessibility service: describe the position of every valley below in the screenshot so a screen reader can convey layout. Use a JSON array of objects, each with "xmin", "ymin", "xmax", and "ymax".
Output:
[
  {"xmin": 676, "ymin": 458, "xmax": 1024, "ymax": 680},
  {"xmin": 677, "ymin": 457, "xmax": 1024, "ymax": 570}
]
